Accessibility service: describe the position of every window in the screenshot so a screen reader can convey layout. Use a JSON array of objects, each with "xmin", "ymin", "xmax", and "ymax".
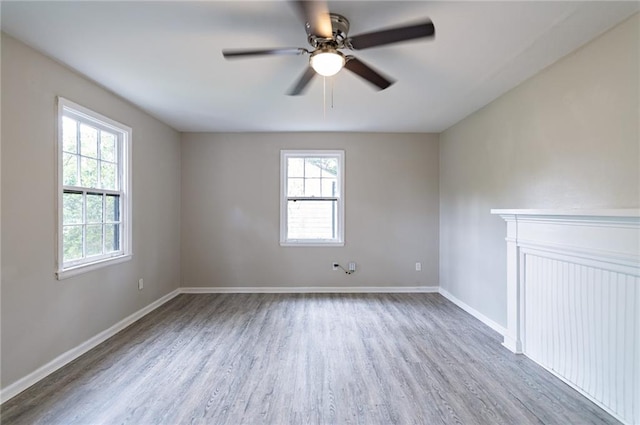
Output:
[
  {"xmin": 280, "ymin": 150, "xmax": 344, "ymax": 246},
  {"xmin": 56, "ymin": 97, "xmax": 132, "ymax": 279}
]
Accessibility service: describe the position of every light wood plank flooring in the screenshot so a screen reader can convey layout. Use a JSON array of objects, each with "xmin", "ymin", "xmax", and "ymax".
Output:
[{"xmin": 1, "ymin": 293, "xmax": 619, "ymax": 424}]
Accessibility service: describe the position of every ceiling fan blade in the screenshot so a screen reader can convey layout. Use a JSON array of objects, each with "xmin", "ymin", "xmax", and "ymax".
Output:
[
  {"xmin": 344, "ymin": 57, "xmax": 394, "ymax": 91},
  {"xmin": 288, "ymin": 67, "xmax": 317, "ymax": 96},
  {"xmin": 291, "ymin": 0, "xmax": 333, "ymax": 39},
  {"xmin": 223, "ymin": 48, "xmax": 308, "ymax": 59},
  {"xmin": 347, "ymin": 20, "xmax": 435, "ymax": 50}
]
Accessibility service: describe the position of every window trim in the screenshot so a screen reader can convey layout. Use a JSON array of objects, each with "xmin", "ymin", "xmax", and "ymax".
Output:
[
  {"xmin": 280, "ymin": 149, "xmax": 345, "ymax": 247},
  {"xmin": 56, "ymin": 97, "xmax": 133, "ymax": 279}
]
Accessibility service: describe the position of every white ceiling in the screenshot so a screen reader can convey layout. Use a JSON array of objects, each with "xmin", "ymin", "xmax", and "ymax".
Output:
[{"xmin": 1, "ymin": 1, "xmax": 637, "ymax": 133}]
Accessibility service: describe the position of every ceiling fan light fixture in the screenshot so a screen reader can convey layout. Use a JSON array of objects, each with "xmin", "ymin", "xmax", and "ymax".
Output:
[{"xmin": 310, "ymin": 49, "xmax": 345, "ymax": 77}]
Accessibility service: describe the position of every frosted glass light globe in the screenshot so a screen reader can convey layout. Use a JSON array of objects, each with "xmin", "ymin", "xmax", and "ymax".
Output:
[{"xmin": 310, "ymin": 51, "xmax": 345, "ymax": 77}]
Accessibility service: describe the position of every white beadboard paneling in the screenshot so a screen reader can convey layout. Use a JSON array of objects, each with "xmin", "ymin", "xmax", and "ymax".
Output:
[
  {"xmin": 493, "ymin": 210, "xmax": 640, "ymax": 425},
  {"xmin": 523, "ymin": 253, "xmax": 638, "ymax": 422}
]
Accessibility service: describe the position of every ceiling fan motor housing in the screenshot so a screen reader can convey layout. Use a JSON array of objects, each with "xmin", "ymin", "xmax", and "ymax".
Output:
[{"xmin": 306, "ymin": 13, "xmax": 350, "ymax": 48}]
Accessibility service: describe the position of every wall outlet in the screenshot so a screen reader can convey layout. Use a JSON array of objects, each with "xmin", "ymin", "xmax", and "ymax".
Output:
[
  {"xmin": 348, "ymin": 262, "xmax": 356, "ymax": 273},
  {"xmin": 138, "ymin": 278, "xmax": 144, "ymax": 290},
  {"xmin": 332, "ymin": 262, "xmax": 339, "ymax": 271},
  {"xmin": 415, "ymin": 262, "xmax": 422, "ymax": 272}
]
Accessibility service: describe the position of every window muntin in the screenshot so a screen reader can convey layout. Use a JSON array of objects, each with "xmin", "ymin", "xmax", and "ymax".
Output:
[
  {"xmin": 57, "ymin": 97, "xmax": 131, "ymax": 278},
  {"xmin": 280, "ymin": 150, "xmax": 344, "ymax": 246}
]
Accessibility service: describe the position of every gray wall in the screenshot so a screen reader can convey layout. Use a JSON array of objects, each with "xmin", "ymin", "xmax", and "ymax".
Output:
[
  {"xmin": 181, "ymin": 132, "xmax": 439, "ymax": 289},
  {"xmin": 1, "ymin": 34, "xmax": 182, "ymax": 388},
  {"xmin": 439, "ymin": 14, "xmax": 639, "ymax": 327}
]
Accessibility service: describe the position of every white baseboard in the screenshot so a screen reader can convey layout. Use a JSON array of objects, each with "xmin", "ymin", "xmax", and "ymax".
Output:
[
  {"xmin": 0, "ymin": 289, "xmax": 181, "ymax": 403},
  {"xmin": 438, "ymin": 287, "xmax": 507, "ymax": 336},
  {"xmin": 180, "ymin": 286, "xmax": 440, "ymax": 294}
]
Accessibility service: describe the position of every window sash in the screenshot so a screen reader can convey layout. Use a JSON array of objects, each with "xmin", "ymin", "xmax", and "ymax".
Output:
[
  {"xmin": 61, "ymin": 189, "xmax": 123, "ymax": 268},
  {"xmin": 286, "ymin": 199, "xmax": 339, "ymax": 242},
  {"xmin": 280, "ymin": 150, "xmax": 344, "ymax": 246}
]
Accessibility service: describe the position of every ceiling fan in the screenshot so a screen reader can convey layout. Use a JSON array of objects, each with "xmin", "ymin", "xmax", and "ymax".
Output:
[{"xmin": 222, "ymin": 1, "xmax": 435, "ymax": 95}]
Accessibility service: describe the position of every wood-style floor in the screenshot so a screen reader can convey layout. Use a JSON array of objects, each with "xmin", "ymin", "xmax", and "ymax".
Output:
[{"xmin": 1, "ymin": 293, "xmax": 619, "ymax": 424}]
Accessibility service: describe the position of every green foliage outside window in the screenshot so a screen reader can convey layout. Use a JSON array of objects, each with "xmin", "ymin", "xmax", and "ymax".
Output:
[{"xmin": 61, "ymin": 115, "xmax": 122, "ymax": 263}]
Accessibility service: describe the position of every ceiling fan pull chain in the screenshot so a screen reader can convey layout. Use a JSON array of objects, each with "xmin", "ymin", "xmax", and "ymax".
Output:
[
  {"xmin": 323, "ymin": 76, "xmax": 327, "ymax": 120},
  {"xmin": 331, "ymin": 76, "xmax": 335, "ymax": 109}
]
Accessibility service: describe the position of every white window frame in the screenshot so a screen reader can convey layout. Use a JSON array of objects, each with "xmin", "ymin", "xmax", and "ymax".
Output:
[
  {"xmin": 56, "ymin": 97, "xmax": 132, "ymax": 279},
  {"xmin": 280, "ymin": 149, "xmax": 345, "ymax": 247}
]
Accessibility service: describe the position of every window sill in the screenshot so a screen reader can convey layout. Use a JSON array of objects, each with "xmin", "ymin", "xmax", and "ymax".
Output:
[
  {"xmin": 56, "ymin": 254, "xmax": 132, "ymax": 280},
  {"xmin": 280, "ymin": 242, "xmax": 344, "ymax": 247}
]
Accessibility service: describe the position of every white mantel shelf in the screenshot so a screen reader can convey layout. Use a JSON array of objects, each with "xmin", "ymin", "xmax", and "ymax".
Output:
[
  {"xmin": 491, "ymin": 209, "xmax": 640, "ymax": 226},
  {"xmin": 492, "ymin": 208, "xmax": 639, "ymax": 425},
  {"xmin": 491, "ymin": 208, "xmax": 640, "ymax": 217}
]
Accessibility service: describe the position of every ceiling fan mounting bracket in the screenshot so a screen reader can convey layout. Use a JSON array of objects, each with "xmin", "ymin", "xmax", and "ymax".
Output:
[{"xmin": 306, "ymin": 13, "xmax": 350, "ymax": 49}]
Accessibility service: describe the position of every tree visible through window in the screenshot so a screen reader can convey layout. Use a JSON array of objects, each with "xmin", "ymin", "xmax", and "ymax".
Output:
[
  {"xmin": 280, "ymin": 150, "xmax": 344, "ymax": 245},
  {"xmin": 57, "ymin": 98, "xmax": 132, "ymax": 278}
]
